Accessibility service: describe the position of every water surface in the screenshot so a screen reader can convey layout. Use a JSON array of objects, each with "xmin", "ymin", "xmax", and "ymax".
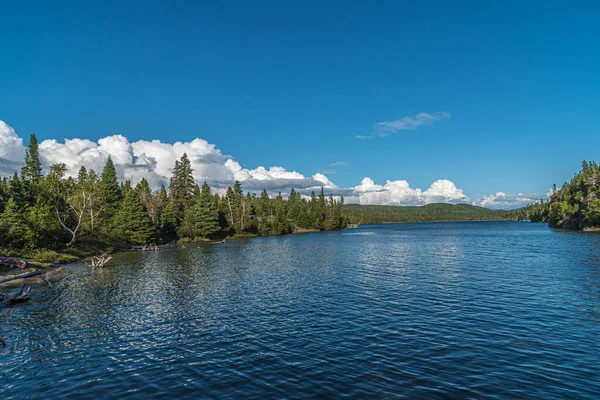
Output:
[{"xmin": 2, "ymin": 222, "xmax": 600, "ymax": 398}]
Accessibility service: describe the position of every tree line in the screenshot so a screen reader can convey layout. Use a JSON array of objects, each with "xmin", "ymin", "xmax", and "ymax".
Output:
[
  {"xmin": 507, "ymin": 160, "xmax": 600, "ymax": 229},
  {"xmin": 343, "ymin": 203, "xmax": 508, "ymax": 224},
  {"xmin": 0, "ymin": 134, "xmax": 347, "ymax": 259}
]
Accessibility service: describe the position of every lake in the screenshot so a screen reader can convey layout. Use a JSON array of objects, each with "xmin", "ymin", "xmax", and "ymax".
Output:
[{"xmin": 2, "ymin": 221, "xmax": 600, "ymax": 398}]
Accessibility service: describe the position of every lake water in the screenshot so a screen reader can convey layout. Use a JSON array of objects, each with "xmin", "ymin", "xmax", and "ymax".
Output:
[{"xmin": 2, "ymin": 221, "xmax": 600, "ymax": 398}]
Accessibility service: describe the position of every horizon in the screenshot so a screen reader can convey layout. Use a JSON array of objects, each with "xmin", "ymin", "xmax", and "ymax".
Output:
[
  {"xmin": 0, "ymin": 119, "xmax": 547, "ymax": 210},
  {"xmin": 2, "ymin": 1, "xmax": 598, "ymax": 209}
]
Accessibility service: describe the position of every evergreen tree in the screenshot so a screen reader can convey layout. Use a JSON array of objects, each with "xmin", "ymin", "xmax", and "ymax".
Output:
[
  {"xmin": 113, "ymin": 183, "xmax": 155, "ymax": 245},
  {"xmin": 21, "ymin": 133, "xmax": 42, "ymax": 182},
  {"xmin": 8, "ymin": 172, "xmax": 25, "ymax": 209},
  {"xmin": 274, "ymin": 192, "xmax": 290, "ymax": 234},
  {"xmin": 159, "ymin": 198, "xmax": 178, "ymax": 242},
  {"xmin": 0, "ymin": 197, "xmax": 35, "ymax": 250},
  {"xmin": 169, "ymin": 153, "xmax": 195, "ymax": 221},
  {"xmin": 180, "ymin": 182, "xmax": 220, "ymax": 238},
  {"xmin": 324, "ymin": 194, "xmax": 336, "ymax": 231},
  {"xmin": 101, "ymin": 156, "xmax": 122, "ymax": 207},
  {"xmin": 0, "ymin": 146, "xmax": 349, "ymax": 256},
  {"xmin": 136, "ymin": 178, "xmax": 155, "ymax": 221}
]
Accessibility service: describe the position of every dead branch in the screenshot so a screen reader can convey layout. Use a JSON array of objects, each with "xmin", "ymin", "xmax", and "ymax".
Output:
[{"xmin": 87, "ymin": 253, "xmax": 112, "ymax": 268}]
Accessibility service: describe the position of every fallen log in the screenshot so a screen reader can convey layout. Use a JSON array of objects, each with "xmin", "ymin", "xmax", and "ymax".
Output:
[
  {"xmin": 0, "ymin": 285, "xmax": 32, "ymax": 308},
  {"xmin": 0, "ymin": 270, "xmax": 43, "ymax": 284}
]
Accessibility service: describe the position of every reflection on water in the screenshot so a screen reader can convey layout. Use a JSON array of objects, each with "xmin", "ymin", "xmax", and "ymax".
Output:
[{"xmin": 2, "ymin": 222, "xmax": 600, "ymax": 398}]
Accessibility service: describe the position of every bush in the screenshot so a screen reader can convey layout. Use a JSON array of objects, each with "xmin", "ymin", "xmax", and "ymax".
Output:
[{"xmin": 24, "ymin": 248, "xmax": 80, "ymax": 264}]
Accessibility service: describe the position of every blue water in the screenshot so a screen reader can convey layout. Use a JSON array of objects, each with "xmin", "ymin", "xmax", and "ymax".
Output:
[{"xmin": 2, "ymin": 222, "xmax": 600, "ymax": 398}]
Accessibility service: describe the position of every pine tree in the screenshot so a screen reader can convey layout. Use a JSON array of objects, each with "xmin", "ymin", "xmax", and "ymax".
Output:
[
  {"xmin": 258, "ymin": 189, "xmax": 271, "ymax": 217},
  {"xmin": 113, "ymin": 183, "xmax": 155, "ymax": 245},
  {"xmin": 136, "ymin": 178, "xmax": 155, "ymax": 221},
  {"xmin": 101, "ymin": 156, "xmax": 122, "ymax": 207},
  {"xmin": 21, "ymin": 133, "xmax": 42, "ymax": 182},
  {"xmin": 159, "ymin": 197, "xmax": 178, "ymax": 242},
  {"xmin": 0, "ymin": 197, "xmax": 35, "ymax": 250},
  {"xmin": 169, "ymin": 153, "xmax": 195, "ymax": 221},
  {"xmin": 180, "ymin": 182, "xmax": 220, "ymax": 239}
]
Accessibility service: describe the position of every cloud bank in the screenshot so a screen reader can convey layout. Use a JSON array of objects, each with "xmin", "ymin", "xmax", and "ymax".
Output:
[{"xmin": 0, "ymin": 120, "xmax": 543, "ymax": 209}]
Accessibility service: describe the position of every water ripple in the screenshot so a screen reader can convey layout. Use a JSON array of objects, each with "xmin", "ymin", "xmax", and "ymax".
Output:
[{"xmin": 2, "ymin": 222, "xmax": 600, "ymax": 398}]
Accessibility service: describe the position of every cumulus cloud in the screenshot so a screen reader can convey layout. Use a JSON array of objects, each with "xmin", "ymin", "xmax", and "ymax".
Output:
[
  {"xmin": 358, "ymin": 112, "xmax": 450, "ymax": 139},
  {"xmin": 346, "ymin": 177, "xmax": 469, "ymax": 206},
  {"xmin": 0, "ymin": 121, "xmax": 26, "ymax": 175},
  {"xmin": 0, "ymin": 119, "xmax": 541, "ymax": 209}
]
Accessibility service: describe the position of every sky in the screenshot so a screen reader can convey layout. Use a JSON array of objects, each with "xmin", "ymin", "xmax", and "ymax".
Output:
[{"xmin": 1, "ymin": 1, "xmax": 599, "ymax": 209}]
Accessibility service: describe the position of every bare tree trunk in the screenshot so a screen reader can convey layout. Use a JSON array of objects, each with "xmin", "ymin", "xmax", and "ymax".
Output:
[
  {"xmin": 89, "ymin": 201, "xmax": 106, "ymax": 233},
  {"xmin": 240, "ymin": 201, "xmax": 245, "ymax": 231},
  {"xmin": 55, "ymin": 201, "xmax": 85, "ymax": 246},
  {"xmin": 227, "ymin": 196, "xmax": 235, "ymax": 227}
]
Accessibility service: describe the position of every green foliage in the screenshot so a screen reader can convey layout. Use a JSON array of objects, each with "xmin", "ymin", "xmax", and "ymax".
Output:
[
  {"xmin": 505, "ymin": 160, "xmax": 600, "ymax": 230},
  {"xmin": 179, "ymin": 182, "xmax": 221, "ymax": 239},
  {"xmin": 112, "ymin": 183, "xmax": 155, "ymax": 245},
  {"xmin": 0, "ymin": 147, "xmax": 347, "ymax": 259},
  {"xmin": 542, "ymin": 160, "xmax": 600, "ymax": 229},
  {"xmin": 344, "ymin": 203, "xmax": 508, "ymax": 224},
  {"xmin": 21, "ymin": 133, "xmax": 42, "ymax": 182},
  {"xmin": 101, "ymin": 156, "xmax": 122, "ymax": 206},
  {"xmin": 504, "ymin": 200, "xmax": 549, "ymax": 222},
  {"xmin": 169, "ymin": 153, "xmax": 195, "ymax": 221},
  {"xmin": 0, "ymin": 197, "xmax": 36, "ymax": 250}
]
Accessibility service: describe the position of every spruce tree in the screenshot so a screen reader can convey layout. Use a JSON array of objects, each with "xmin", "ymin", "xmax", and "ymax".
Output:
[
  {"xmin": 169, "ymin": 153, "xmax": 195, "ymax": 221},
  {"xmin": 274, "ymin": 192, "xmax": 290, "ymax": 234},
  {"xmin": 135, "ymin": 178, "xmax": 154, "ymax": 221},
  {"xmin": 0, "ymin": 197, "xmax": 35, "ymax": 250},
  {"xmin": 101, "ymin": 156, "xmax": 122, "ymax": 207},
  {"xmin": 180, "ymin": 182, "xmax": 220, "ymax": 239},
  {"xmin": 159, "ymin": 198, "xmax": 178, "ymax": 242},
  {"xmin": 198, "ymin": 182, "xmax": 220, "ymax": 237},
  {"xmin": 113, "ymin": 183, "xmax": 155, "ymax": 245},
  {"xmin": 21, "ymin": 133, "xmax": 42, "ymax": 182}
]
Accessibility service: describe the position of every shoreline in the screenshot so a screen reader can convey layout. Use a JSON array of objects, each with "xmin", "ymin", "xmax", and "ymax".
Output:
[
  {"xmin": 4, "ymin": 226, "xmax": 338, "ymax": 270},
  {"xmin": 1, "ymin": 220, "xmax": 540, "ymax": 272}
]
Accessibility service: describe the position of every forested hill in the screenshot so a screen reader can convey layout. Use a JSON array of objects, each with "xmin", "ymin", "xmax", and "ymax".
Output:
[
  {"xmin": 508, "ymin": 160, "xmax": 600, "ymax": 230},
  {"xmin": 343, "ymin": 203, "xmax": 507, "ymax": 224}
]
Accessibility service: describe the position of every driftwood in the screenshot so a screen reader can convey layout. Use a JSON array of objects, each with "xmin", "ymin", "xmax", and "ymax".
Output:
[
  {"xmin": 0, "ymin": 285, "xmax": 32, "ymax": 308},
  {"xmin": 0, "ymin": 270, "xmax": 43, "ymax": 284},
  {"xmin": 87, "ymin": 253, "xmax": 112, "ymax": 268}
]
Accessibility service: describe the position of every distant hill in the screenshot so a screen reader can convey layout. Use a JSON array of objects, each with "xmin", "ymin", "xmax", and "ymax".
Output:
[{"xmin": 343, "ymin": 203, "xmax": 508, "ymax": 224}]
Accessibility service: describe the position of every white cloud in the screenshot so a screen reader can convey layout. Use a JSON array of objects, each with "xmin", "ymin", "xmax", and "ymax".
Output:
[
  {"xmin": 473, "ymin": 192, "xmax": 546, "ymax": 209},
  {"xmin": 358, "ymin": 112, "xmax": 450, "ymax": 139},
  {"xmin": 0, "ymin": 121, "xmax": 25, "ymax": 175},
  {"xmin": 377, "ymin": 112, "xmax": 450, "ymax": 132},
  {"xmin": 0, "ymin": 119, "xmax": 542, "ymax": 209},
  {"xmin": 347, "ymin": 177, "xmax": 469, "ymax": 206},
  {"xmin": 329, "ymin": 161, "xmax": 348, "ymax": 167}
]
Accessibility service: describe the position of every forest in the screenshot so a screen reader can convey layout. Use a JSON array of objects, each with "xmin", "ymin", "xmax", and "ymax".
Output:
[
  {"xmin": 508, "ymin": 161, "xmax": 600, "ymax": 230},
  {"xmin": 343, "ymin": 203, "xmax": 508, "ymax": 224},
  {"xmin": 0, "ymin": 134, "xmax": 346, "ymax": 262}
]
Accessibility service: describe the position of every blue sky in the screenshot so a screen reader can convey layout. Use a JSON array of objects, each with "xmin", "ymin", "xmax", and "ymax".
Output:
[{"xmin": 1, "ymin": 1, "xmax": 599, "ymax": 206}]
